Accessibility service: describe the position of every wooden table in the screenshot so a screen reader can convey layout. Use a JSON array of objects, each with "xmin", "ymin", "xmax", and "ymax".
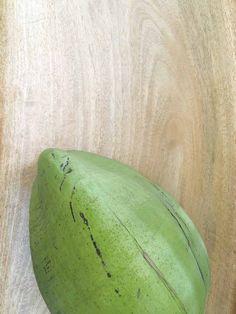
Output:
[{"xmin": 0, "ymin": 1, "xmax": 235, "ymax": 313}]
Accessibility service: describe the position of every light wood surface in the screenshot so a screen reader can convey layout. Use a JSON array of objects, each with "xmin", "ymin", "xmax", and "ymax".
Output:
[{"xmin": 0, "ymin": 1, "xmax": 235, "ymax": 313}]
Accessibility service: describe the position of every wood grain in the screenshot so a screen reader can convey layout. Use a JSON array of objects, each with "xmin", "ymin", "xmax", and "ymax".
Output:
[{"xmin": 0, "ymin": 1, "xmax": 235, "ymax": 313}]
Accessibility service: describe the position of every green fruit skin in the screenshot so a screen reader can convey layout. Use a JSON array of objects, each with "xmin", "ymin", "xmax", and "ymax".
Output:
[{"xmin": 29, "ymin": 148, "xmax": 211, "ymax": 314}]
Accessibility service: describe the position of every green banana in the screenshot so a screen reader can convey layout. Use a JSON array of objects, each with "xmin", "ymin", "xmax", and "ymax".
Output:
[{"xmin": 29, "ymin": 148, "xmax": 210, "ymax": 314}]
